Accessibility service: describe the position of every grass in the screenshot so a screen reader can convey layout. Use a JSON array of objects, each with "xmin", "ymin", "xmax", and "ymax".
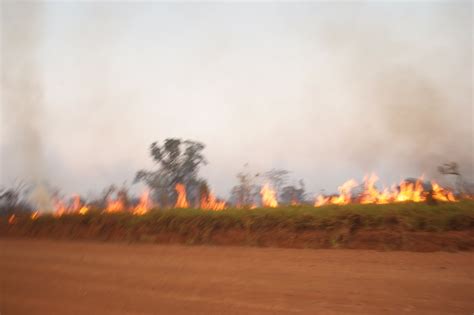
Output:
[{"xmin": 3, "ymin": 201, "xmax": 474, "ymax": 250}]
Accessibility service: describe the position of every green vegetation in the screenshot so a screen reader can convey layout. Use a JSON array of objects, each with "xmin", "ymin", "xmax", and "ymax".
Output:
[{"xmin": 3, "ymin": 201, "xmax": 474, "ymax": 251}]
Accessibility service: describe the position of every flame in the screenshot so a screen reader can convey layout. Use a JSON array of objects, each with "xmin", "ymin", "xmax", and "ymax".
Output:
[
  {"xmin": 51, "ymin": 194, "xmax": 90, "ymax": 216},
  {"xmin": 394, "ymin": 179, "xmax": 425, "ymax": 203},
  {"xmin": 315, "ymin": 174, "xmax": 456, "ymax": 207},
  {"xmin": 432, "ymin": 181, "xmax": 456, "ymax": 202},
  {"xmin": 71, "ymin": 195, "xmax": 81, "ymax": 212},
  {"xmin": 106, "ymin": 198, "xmax": 125, "ymax": 213},
  {"xmin": 201, "ymin": 191, "xmax": 226, "ymax": 211},
  {"xmin": 315, "ymin": 179, "xmax": 358, "ymax": 206},
  {"xmin": 8, "ymin": 214, "xmax": 15, "ymax": 224},
  {"xmin": 260, "ymin": 184, "xmax": 278, "ymax": 208},
  {"xmin": 31, "ymin": 211, "xmax": 39, "ymax": 220},
  {"xmin": 54, "ymin": 198, "xmax": 67, "ymax": 217},
  {"xmin": 71, "ymin": 195, "xmax": 89, "ymax": 215},
  {"xmin": 133, "ymin": 190, "xmax": 151, "ymax": 215},
  {"xmin": 314, "ymin": 195, "xmax": 330, "ymax": 207},
  {"xmin": 360, "ymin": 174, "xmax": 379, "ymax": 204},
  {"xmin": 175, "ymin": 184, "xmax": 189, "ymax": 208},
  {"xmin": 78, "ymin": 206, "xmax": 89, "ymax": 215}
]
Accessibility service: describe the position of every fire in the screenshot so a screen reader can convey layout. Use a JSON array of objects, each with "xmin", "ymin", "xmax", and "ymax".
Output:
[
  {"xmin": 72, "ymin": 195, "xmax": 89, "ymax": 215},
  {"xmin": 394, "ymin": 179, "xmax": 425, "ymax": 203},
  {"xmin": 315, "ymin": 195, "xmax": 330, "ymax": 207},
  {"xmin": 175, "ymin": 183, "xmax": 189, "ymax": 208},
  {"xmin": 133, "ymin": 190, "xmax": 152, "ymax": 215},
  {"xmin": 106, "ymin": 198, "xmax": 125, "ymax": 213},
  {"xmin": 260, "ymin": 184, "xmax": 278, "ymax": 208},
  {"xmin": 78, "ymin": 206, "xmax": 89, "ymax": 215},
  {"xmin": 50, "ymin": 194, "xmax": 90, "ymax": 216},
  {"xmin": 315, "ymin": 174, "xmax": 456, "ymax": 207},
  {"xmin": 201, "ymin": 191, "xmax": 226, "ymax": 211},
  {"xmin": 8, "ymin": 214, "xmax": 15, "ymax": 224},
  {"xmin": 31, "ymin": 211, "xmax": 39, "ymax": 220},
  {"xmin": 432, "ymin": 181, "xmax": 456, "ymax": 202},
  {"xmin": 54, "ymin": 198, "xmax": 67, "ymax": 217},
  {"xmin": 360, "ymin": 174, "xmax": 380, "ymax": 204}
]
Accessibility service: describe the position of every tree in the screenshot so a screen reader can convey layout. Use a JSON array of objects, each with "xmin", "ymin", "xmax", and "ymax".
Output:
[
  {"xmin": 229, "ymin": 164, "xmax": 259, "ymax": 207},
  {"xmin": 135, "ymin": 138, "xmax": 207, "ymax": 207},
  {"xmin": 280, "ymin": 180, "xmax": 306, "ymax": 205},
  {"xmin": 0, "ymin": 180, "xmax": 32, "ymax": 215},
  {"xmin": 438, "ymin": 162, "xmax": 468, "ymax": 194},
  {"xmin": 263, "ymin": 168, "xmax": 289, "ymax": 199}
]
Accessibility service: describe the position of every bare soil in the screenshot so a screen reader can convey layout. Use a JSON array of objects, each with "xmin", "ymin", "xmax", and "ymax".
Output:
[{"xmin": 1, "ymin": 239, "xmax": 473, "ymax": 315}]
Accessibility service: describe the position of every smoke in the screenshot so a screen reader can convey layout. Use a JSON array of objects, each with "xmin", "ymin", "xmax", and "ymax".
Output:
[
  {"xmin": 320, "ymin": 4, "xmax": 473, "ymax": 181},
  {"xmin": 1, "ymin": 2, "xmax": 53, "ymax": 211},
  {"xmin": 0, "ymin": 2, "xmax": 471, "ymax": 199}
]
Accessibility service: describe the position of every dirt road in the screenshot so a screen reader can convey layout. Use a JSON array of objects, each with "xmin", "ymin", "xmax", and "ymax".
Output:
[{"xmin": 1, "ymin": 239, "xmax": 473, "ymax": 315}]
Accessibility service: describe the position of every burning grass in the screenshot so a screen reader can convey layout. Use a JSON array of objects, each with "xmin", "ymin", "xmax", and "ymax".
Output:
[{"xmin": 3, "ymin": 200, "xmax": 474, "ymax": 251}]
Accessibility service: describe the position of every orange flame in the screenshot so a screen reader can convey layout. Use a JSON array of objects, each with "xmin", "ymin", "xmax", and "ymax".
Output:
[
  {"xmin": 175, "ymin": 184, "xmax": 189, "ymax": 208},
  {"xmin": 106, "ymin": 198, "xmax": 124, "ymax": 213},
  {"xmin": 52, "ymin": 195, "xmax": 90, "ymax": 216},
  {"xmin": 260, "ymin": 184, "xmax": 278, "ymax": 208},
  {"xmin": 8, "ymin": 214, "xmax": 15, "ymax": 224},
  {"xmin": 315, "ymin": 174, "xmax": 456, "ymax": 207},
  {"xmin": 72, "ymin": 195, "xmax": 89, "ymax": 215},
  {"xmin": 31, "ymin": 211, "xmax": 39, "ymax": 220},
  {"xmin": 314, "ymin": 195, "xmax": 330, "ymax": 207},
  {"xmin": 201, "ymin": 191, "xmax": 226, "ymax": 211},
  {"xmin": 133, "ymin": 190, "xmax": 152, "ymax": 215},
  {"xmin": 54, "ymin": 198, "xmax": 67, "ymax": 217},
  {"xmin": 432, "ymin": 181, "xmax": 456, "ymax": 202},
  {"xmin": 78, "ymin": 206, "xmax": 89, "ymax": 215}
]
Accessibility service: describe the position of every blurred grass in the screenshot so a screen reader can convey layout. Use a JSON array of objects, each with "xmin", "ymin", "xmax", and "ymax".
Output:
[
  {"xmin": 21, "ymin": 200, "xmax": 474, "ymax": 233},
  {"xmin": 3, "ymin": 201, "xmax": 473, "ymax": 251}
]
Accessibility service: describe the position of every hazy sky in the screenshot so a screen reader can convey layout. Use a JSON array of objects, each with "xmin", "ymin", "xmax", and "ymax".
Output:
[{"xmin": 1, "ymin": 1, "xmax": 472, "ymax": 198}]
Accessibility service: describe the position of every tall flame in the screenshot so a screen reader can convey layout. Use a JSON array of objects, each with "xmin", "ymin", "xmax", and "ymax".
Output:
[
  {"xmin": 260, "ymin": 184, "xmax": 278, "ymax": 208},
  {"xmin": 175, "ymin": 184, "xmax": 189, "ymax": 208},
  {"xmin": 133, "ymin": 190, "xmax": 151, "ymax": 215},
  {"xmin": 54, "ymin": 198, "xmax": 67, "ymax": 217}
]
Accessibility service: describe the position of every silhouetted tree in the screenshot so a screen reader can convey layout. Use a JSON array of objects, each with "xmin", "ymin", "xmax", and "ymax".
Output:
[
  {"xmin": 0, "ymin": 180, "xmax": 32, "ymax": 215},
  {"xmin": 263, "ymin": 168, "xmax": 289, "ymax": 198},
  {"xmin": 280, "ymin": 180, "xmax": 306, "ymax": 205},
  {"xmin": 438, "ymin": 162, "xmax": 469, "ymax": 194},
  {"xmin": 229, "ymin": 164, "xmax": 259, "ymax": 207},
  {"xmin": 135, "ymin": 138, "xmax": 207, "ymax": 207}
]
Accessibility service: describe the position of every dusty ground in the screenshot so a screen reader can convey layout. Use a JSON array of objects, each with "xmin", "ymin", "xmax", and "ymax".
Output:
[{"xmin": 1, "ymin": 239, "xmax": 473, "ymax": 315}]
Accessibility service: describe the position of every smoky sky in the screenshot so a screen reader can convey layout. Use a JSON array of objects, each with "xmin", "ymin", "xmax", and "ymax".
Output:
[{"xmin": 1, "ymin": 2, "xmax": 472, "ymax": 198}]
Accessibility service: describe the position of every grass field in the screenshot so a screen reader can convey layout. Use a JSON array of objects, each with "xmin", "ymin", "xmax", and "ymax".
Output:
[{"xmin": 3, "ymin": 201, "xmax": 474, "ymax": 251}]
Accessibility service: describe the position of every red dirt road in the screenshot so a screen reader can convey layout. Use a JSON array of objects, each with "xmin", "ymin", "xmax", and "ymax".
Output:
[{"xmin": 1, "ymin": 239, "xmax": 473, "ymax": 315}]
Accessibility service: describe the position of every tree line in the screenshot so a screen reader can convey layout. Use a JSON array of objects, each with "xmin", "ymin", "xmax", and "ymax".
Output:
[{"xmin": 1, "ymin": 138, "xmax": 472, "ymax": 214}]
